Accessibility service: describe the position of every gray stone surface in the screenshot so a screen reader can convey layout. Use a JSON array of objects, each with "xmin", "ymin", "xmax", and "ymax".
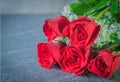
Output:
[{"xmin": 1, "ymin": 14, "xmax": 120, "ymax": 82}]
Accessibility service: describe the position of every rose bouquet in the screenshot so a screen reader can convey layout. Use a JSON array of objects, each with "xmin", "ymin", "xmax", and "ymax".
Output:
[{"xmin": 37, "ymin": 0, "xmax": 120, "ymax": 79}]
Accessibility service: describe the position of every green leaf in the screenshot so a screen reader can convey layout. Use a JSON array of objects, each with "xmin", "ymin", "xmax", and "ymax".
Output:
[
  {"xmin": 114, "ymin": 51, "xmax": 120, "ymax": 55},
  {"xmin": 78, "ymin": 0, "xmax": 96, "ymax": 3},
  {"xmin": 94, "ymin": 6, "xmax": 110, "ymax": 20},
  {"xmin": 110, "ymin": 0, "xmax": 118, "ymax": 16},
  {"xmin": 70, "ymin": 3, "xmax": 90, "ymax": 16},
  {"xmin": 115, "ymin": 13, "xmax": 120, "ymax": 22},
  {"xmin": 110, "ymin": 33, "xmax": 118, "ymax": 41},
  {"xmin": 78, "ymin": 0, "xmax": 97, "ymax": 7},
  {"xmin": 111, "ymin": 72, "xmax": 116, "ymax": 80},
  {"xmin": 84, "ymin": 0, "xmax": 110, "ymax": 15}
]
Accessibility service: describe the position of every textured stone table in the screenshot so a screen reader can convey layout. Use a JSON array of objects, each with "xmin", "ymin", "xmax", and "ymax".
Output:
[{"xmin": 1, "ymin": 14, "xmax": 120, "ymax": 82}]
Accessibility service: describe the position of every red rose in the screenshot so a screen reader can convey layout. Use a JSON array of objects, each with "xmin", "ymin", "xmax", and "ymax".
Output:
[
  {"xmin": 37, "ymin": 42, "xmax": 57, "ymax": 68},
  {"xmin": 88, "ymin": 50, "xmax": 120, "ymax": 78},
  {"xmin": 63, "ymin": 16, "xmax": 100, "ymax": 48},
  {"xmin": 52, "ymin": 44, "xmax": 92, "ymax": 75},
  {"xmin": 43, "ymin": 16, "xmax": 70, "ymax": 41}
]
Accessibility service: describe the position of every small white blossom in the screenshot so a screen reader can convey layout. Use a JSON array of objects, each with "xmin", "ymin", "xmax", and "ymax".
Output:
[
  {"xmin": 61, "ymin": 4, "xmax": 78, "ymax": 21},
  {"xmin": 69, "ymin": 14, "xmax": 78, "ymax": 21},
  {"xmin": 93, "ymin": 13, "xmax": 120, "ymax": 49},
  {"xmin": 61, "ymin": 5, "xmax": 71, "ymax": 17}
]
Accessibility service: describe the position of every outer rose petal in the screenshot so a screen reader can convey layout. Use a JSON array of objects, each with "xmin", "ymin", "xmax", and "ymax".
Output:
[
  {"xmin": 111, "ymin": 56, "xmax": 120, "ymax": 73},
  {"xmin": 88, "ymin": 49, "xmax": 120, "ymax": 78},
  {"xmin": 43, "ymin": 16, "xmax": 70, "ymax": 41},
  {"xmin": 37, "ymin": 42, "xmax": 56, "ymax": 68},
  {"xmin": 72, "ymin": 47, "xmax": 92, "ymax": 75},
  {"xmin": 47, "ymin": 42, "xmax": 66, "ymax": 63}
]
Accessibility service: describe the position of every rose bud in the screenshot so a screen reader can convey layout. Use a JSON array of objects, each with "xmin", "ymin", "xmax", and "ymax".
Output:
[
  {"xmin": 43, "ymin": 16, "xmax": 70, "ymax": 41},
  {"xmin": 37, "ymin": 42, "xmax": 57, "ymax": 68},
  {"xmin": 88, "ymin": 50, "xmax": 120, "ymax": 78}
]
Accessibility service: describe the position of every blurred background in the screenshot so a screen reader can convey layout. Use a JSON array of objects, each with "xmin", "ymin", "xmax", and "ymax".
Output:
[
  {"xmin": 1, "ymin": 0, "xmax": 77, "ymax": 14},
  {"xmin": 1, "ymin": 0, "xmax": 120, "ymax": 82}
]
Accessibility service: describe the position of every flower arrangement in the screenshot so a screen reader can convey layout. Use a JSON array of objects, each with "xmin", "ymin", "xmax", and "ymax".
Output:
[{"xmin": 37, "ymin": 0, "xmax": 120, "ymax": 79}]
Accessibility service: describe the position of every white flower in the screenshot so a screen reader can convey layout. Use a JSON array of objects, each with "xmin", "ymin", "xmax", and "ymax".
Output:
[
  {"xmin": 94, "ymin": 17, "xmax": 120, "ymax": 49},
  {"xmin": 61, "ymin": 4, "xmax": 78, "ymax": 21},
  {"xmin": 69, "ymin": 14, "xmax": 78, "ymax": 21},
  {"xmin": 61, "ymin": 4, "xmax": 71, "ymax": 17}
]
